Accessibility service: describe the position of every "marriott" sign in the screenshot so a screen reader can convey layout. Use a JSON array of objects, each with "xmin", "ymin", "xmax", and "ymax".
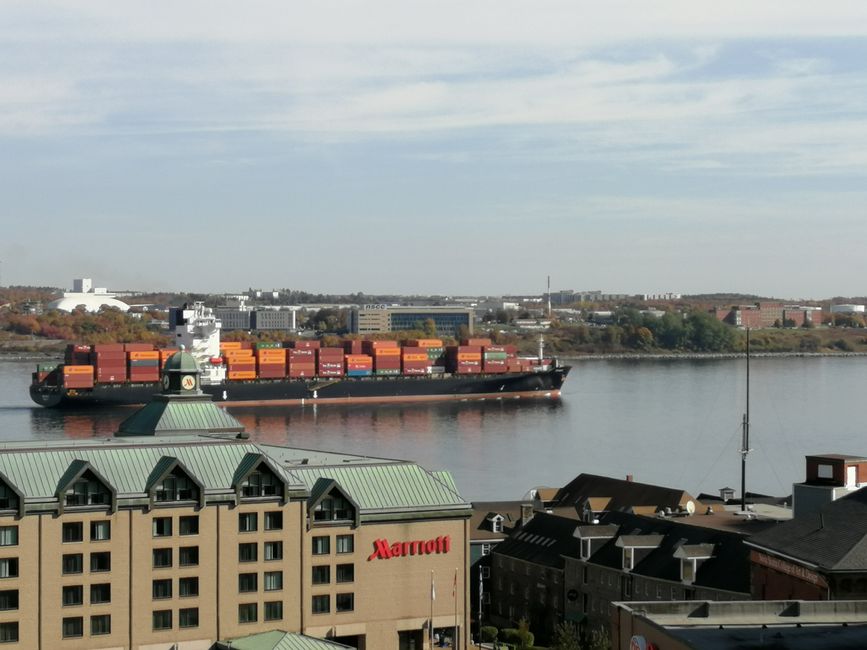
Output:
[{"xmin": 368, "ymin": 535, "xmax": 452, "ymax": 560}]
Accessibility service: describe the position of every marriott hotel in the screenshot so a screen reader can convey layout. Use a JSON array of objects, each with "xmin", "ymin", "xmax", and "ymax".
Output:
[{"xmin": 0, "ymin": 433, "xmax": 471, "ymax": 649}]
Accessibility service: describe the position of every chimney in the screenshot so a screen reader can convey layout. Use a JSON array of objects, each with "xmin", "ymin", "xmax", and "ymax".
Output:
[
  {"xmin": 626, "ymin": 474, "xmax": 634, "ymax": 482},
  {"xmin": 520, "ymin": 503, "xmax": 534, "ymax": 527}
]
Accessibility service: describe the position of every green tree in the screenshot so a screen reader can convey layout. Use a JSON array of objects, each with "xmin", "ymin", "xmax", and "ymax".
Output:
[
  {"xmin": 550, "ymin": 621, "xmax": 581, "ymax": 650},
  {"xmin": 515, "ymin": 618, "xmax": 533, "ymax": 648},
  {"xmin": 422, "ymin": 318, "xmax": 437, "ymax": 337}
]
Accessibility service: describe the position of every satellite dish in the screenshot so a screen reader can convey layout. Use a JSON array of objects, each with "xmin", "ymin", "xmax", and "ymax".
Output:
[{"xmin": 685, "ymin": 500, "xmax": 696, "ymax": 515}]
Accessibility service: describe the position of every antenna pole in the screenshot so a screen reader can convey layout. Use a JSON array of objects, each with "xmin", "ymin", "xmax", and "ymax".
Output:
[
  {"xmin": 740, "ymin": 328, "xmax": 751, "ymax": 512},
  {"xmin": 547, "ymin": 275, "xmax": 551, "ymax": 319}
]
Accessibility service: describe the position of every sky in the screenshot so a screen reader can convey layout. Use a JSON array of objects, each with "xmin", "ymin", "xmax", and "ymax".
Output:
[{"xmin": 2, "ymin": 2, "xmax": 867, "ymax": 298}]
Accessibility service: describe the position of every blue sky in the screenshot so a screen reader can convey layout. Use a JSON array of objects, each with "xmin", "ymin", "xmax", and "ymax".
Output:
[{"xmin": 2, "ymin": 1, "xmax": 867, "ymax": 298}]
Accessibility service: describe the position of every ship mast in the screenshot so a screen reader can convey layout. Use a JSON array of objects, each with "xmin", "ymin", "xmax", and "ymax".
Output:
[{"xmin": 739, "ymin": 328, "xmax": 751, "ymax": 513}]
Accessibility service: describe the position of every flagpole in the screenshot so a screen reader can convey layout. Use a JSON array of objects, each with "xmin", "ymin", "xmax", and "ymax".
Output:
[
  {"xmin": 430, "ymin": 570, "xmax": 435, "ymax": 650},
  {"xmin": 453, "ymin": 567, "xmax": 458, "ymax": 649}
]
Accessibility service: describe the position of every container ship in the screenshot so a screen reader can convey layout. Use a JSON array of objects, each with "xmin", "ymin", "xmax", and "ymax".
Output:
[{"xmin": 30, "ymin": 303, "xmax": 570, "ymax": 409}]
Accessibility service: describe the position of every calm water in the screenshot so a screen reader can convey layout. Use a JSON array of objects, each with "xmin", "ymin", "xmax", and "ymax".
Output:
[{"xmin": 1, "ymin": 357, "xmax": 864, "ymax": 501}]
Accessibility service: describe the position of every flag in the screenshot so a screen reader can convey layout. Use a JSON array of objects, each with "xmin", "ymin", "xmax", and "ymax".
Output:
[
  {"xmin": 453, "ymin": 568, "xmax": 457, "ymax": 598},
  {"xmin": 431, "ymin": 572, "xmax": 436, "ymax": 601}
]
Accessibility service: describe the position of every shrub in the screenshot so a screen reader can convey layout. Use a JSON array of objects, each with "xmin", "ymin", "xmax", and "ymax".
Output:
[{"xmin": 481, "ymin": 626, "xmax": 499, "ymax": 643}]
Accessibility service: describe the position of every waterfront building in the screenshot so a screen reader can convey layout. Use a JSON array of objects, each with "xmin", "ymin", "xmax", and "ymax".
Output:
[
  {"xmin": 713, "ymin": 302, "xmax": 821, "ymax": 328},
  {"xmin": 47, "ymin": 278, "xmax": 130, "ymax": 313},
  {"xmin": 792, "ymin": 453, "xmax": 867, "ymax": 517},
  {"xmin": 611, "ymin": 600, "xmax": 867, "ymax": 650},
  {"xmin": 747, "ymin": 486, "xmax": 867, "ymax": 601},
  {"xmin": 350, "ymin": 306, "xmax": 474, "ymax": 336},
  {"xmin": 0, "ymin": 352, "xmax": 471, "ymax": 649}
]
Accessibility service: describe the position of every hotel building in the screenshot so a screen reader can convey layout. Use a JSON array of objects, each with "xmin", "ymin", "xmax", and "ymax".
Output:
[{"xmin": 0, "ymin": 353, "xmax": 471, "ymax": 649}]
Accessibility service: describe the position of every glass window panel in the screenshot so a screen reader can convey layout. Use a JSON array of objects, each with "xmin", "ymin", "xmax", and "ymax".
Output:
[
  {"xmin": 264, "ymin": 571, "xmax": 283, "ymax": 591},
  {"xmin": 179, "ymin": 607, "xmax": 199, "ymax": 628},
  {"xmin": 62, "ymin": 617, "xmax": 83, "ymax": 638},
  {"xmin": 152, "ymin": 579, "xmax": 172, "ymax": 600},
  {"xmin": 179, "ymin": 577, "xmax": 199, "ymax": 598},
  {"xmin": 238, "ymin": 602, "xmax": 258, "ymax": 623},
  {"xmin": 0, "ymin": 527, "xmax": 16, "ymax": 547},
  {"xmin": 179, "ymin": 516, "xmax": 199, "ymax": 536},
  {"xmin": 336, "ymin": 534, "xmax": 354, "ymax": 554},
  {"xmin": 90, "ymin": 552, "xmax": 111, "ymax": 573},
  {"xmin": 62, "ymin": 554, "xmax": 83, "ymax": 575},
  {"xmin": 264, "ymin": 600, "xmax": 283, "ymax": 621},
  {"xmin": 312, "ymin": 536, "xmax": 330, "ymax": 555},
  {"xmin": 264, "ymin": 541, "xmax": 283, "ymax": 561},
  {"xmin": 91, "ymin": 614, "xmax": 111, "ymax": 636}
]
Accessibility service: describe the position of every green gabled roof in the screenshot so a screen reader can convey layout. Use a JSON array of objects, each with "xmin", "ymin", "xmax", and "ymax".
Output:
[
  {"xmin": 163, "ymin": 350, "xmax": 200, "ymax": 373},
  {"xmin": 291, "ymin": 463, "xmax": 467, "ymax": 513},
  {"xmin": 0, "ymin": 440, "xmax": 304, "ymax": 500},
  {"xmin": 219, "ymin": 631, "xmax": 352, "ymax": 650},
  {"xmin": 117, "ymin": 395, "xmax": 244, "ymax": 436}
]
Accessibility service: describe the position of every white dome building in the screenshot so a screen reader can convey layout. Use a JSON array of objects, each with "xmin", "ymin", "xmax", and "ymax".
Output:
[{"xmin": 47, "ymin": 278, "xmax": 130, "ymax": 313}]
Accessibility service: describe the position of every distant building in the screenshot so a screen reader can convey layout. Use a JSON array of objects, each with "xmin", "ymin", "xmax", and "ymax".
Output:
[
  {"xmin": 713, "ymin": 302, "xmax": 821, "ymax": 328},
  {"xmin": 611, "ymin": 599, "xmax": 867, "ymax": 650},
  {"xmin": 831, "ymin": 304, "xmax": 866, "ymax": 314},
  {"xmin": 350, "ymin": 305, "xmax": 474, "ymax": 336},
  {"xmin": 549, "ymin": 473, "xmax": 698, "ymax": 519},
  {"xmin": 47, "ymin": 278, "xmax": 130, "ymax": 313}
]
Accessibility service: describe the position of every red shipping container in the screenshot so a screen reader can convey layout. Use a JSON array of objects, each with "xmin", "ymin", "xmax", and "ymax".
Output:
[
  {"xmin": 484, "ymin": 345, "xmax": 507, "ymax": 353},
  {"xmin": 93, "ymin": 343, "xmax": 124, "ymax": 353},
  {"xmin": 318, "ymin": 369, "xmax": 344, "ymax": 377},
  {"xmin": 362, "ymin": 340, "xmax": 398, "ymax": 353},
  {"xmin": 291, "ymin": 340, "xmax": 321, "ymax": 349},
  {"xmin": 289, "ymin": 368, "xmax": 316, "ymax": 377},
  {"xmin": 288, "ymin": 349, "xmax": 316, "ymax": 358},
  {"xmin": 343, "ymin": 340, "xmax": 363, "ymax": 354},
  {"xmin": 462, "ymin": 338, "xmax": 492, "ymax": 347},
  {"xmin": 124, "ymin": 343, "xmax": 155, "ymax": 352}
]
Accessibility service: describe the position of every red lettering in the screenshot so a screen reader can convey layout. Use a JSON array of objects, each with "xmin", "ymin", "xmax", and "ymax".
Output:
[
  {"xmin": 368, "ymin": 535, "xmax": 453, "ymax": 560},
  {"xmin": 367, "ymin": 538, "xmax": 393, "ymax": 561}
]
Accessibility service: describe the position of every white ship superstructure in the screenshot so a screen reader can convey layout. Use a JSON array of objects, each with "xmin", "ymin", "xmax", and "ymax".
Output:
[{"xmin": 171, "ymin": 302, "xmax": 226, "ymax": 385}]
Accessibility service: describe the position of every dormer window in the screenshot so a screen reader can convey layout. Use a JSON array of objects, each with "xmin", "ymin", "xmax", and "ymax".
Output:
[
  {"xmin": 155, "ymin": 469, "xmax": 199, "ymax": 502},
  {"xmin": 314, "ymin": 490, "xmax": 355, "ymax": 522},
  {"xmin": 493, "ymin": 519, "xmax": 503, "ymax": 533},
  {"xmin": 580, "ymin": 538, "xmax": 591, "ymax": 560},
  {"xmin": 0, "ymin": 483, "xmax": 18, "ymax": 512},
  {"xmin": 622, "ymin": 547, "xmax": 634, "ymax": 571},
  {"xmin": 66, "ymin": 471, "xmax": 110, "ymax": 507},
  {"xmin": 241, "ymin": 467, "xmax": 279, "ymax": 498}
]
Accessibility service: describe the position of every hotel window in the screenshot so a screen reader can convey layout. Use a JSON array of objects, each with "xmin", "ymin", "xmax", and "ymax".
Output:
[
  {"xmin": 0, "ymin": 527, "xmax": 16, "ymax": 547},
  {"xmin": 90, "ymin": 551, "xmax": 111, "ymax": 573},
  {"xmin": 152, "ymin": 610, "xmax": 172, "ymax": 631},
  {"xmin": 239, "ymin": 512, "xmax": 258, "ymax": 533},
  {"xmin": 265, "ymin": 600, "xmax": 283, "ymax": 621},
  {"xmin": 264, "ymin": 541, "xmax": 283, "ymax": 561},
  {"xmin": 241, "ymin": 468, "xmax": 280, "ymax": 498},
  {"xmin": 179, "ymin": 515, "xmax": 199, "ymax": 536},
  {"xmin": 239, "ymin": 572, "xmax": 258, "ymax": 593},
  {"xmin": 179, "ymin": 607, "xmax": 199, "ymax": 628},
  {"xmin": 336, "ymin": 592, "xmax": 354, "ymax": 612},
  {"xmin": 153, "ymin": 517, "xmax": 172, "ymax": 537},
  {"xmin": 239, "ymin": 543, "xmax": 257, "ymax": 563},
  {"xmin": 312, "ymin": 594, "xmax": 330, "ymax": 614},
  {"xmin": 62, "ymin": 522, "xmax": 83, "ymax": 543},
  {"xmin": 0, "ymin": 485, "xmax": 18, "ymax": 511},
  {"xmin": 0, "ymin": 622, "xmax": 17, "ymax": 643},
  {"xmin": 62, "ymin": 616, "xmax": 83, "ymax": 638},
  {"xmin": 264, "ymin": 571, "xmax": 283, "ymax": 591},
  {"xmin": 0, "ymin": 558, "xmax": 17, "ymax": 579},
  {"xmin": 91, "ymin": 614, "xmax": 111, "ymax": 636},
  {"xmin": 153, "ymin": 579, "xmax": 172, "ymax": 600},
  {"xmin": 0, "ymin": 590, "xmax": 17, "ymax": 611},
  {"xmin": 312, "ymin": 536, "xmax": 330, "ymax": 555},
  {"xmin": 238, "ymin": 602, "xmax": 258, "ymax": 624},
  {"xmin": 179, "ymin": 546, "xmax": 199, "ymax": 567},
  {"xmin": 313, "ymin": 492, "xmax": 354, "ymax": 522},
  {"xmin": 336, "ymin": 534, "xmax": 354, "ymax": 554},
  {"xmin": 65, "ymin": 474, "xmax": 110, "ymax": 506},
  {"xmin": 90, "ymin": 520, "xmax": 110, "ymax": 541},
  {"xmin": 179, "ymin": 576, "xmax": 199, "ymax": 598},
  {"xmin": 62, "ymin": 585, "xmax": 83, "ymax": 607},
  {"xmin": 265, "ymin": 511, "xmax": 283, "ymax": 530},
  {"xmin": 336, "ymin": 564, "xmax": 354, "ymax": 584},
  {"xmin": 63, "ymin": 553, "xmax": 83, "ymax": 575},
  {"xmin": 155, "ymin": 471, "xmax": 198, "ymax": 502},
  {"xmin": 90, "ymin": 583, "xmax": 111, "ymax": 604},
  {"xmin": 153, "ymin": 548, "xmax": 172, "ymax": 568},
  {"xmin": 312, "ymin": 565, "xmax": 330, "ymax": 585}
]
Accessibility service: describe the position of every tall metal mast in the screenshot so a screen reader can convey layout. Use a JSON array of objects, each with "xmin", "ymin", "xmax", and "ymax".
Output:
[{"xmin": 740, "ymin": 328, "xmax": 751, "ymax": 513}]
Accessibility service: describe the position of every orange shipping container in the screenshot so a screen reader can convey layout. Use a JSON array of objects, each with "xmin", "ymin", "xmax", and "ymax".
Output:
[
  {"xmin": 227, "ymin": 371, "xmax": 257, "ymax": 380},
  {"xmin": 407, "ymin": 339, "xmax": 443, "ymax": 348},
  {"xmin": 64, "ymin": 365, "xmax": 94, "ymax": 375},
  {"xmin": 345, "ymin": 355, "xmax": 373, "ymax": 364},
  {"xmin": 402, "ymin": 354, "xmax": 429, "ymax": 362},
  {"xmin": 457, "ymin": 353, "xmax": 482, "ymax": 361},
  {"xmin": 129, "ymin": 351, "xmax": 160, "ymax": 361},
  {"xmin": 373, "ymin": 348, "xmax": 401, "ymax": 357},
  {"xmin": 221, "ymin": 341, "xmax": 243, "ymax": 350}
]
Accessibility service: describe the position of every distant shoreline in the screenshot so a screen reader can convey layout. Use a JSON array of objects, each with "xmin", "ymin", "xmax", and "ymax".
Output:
[{"xmin": 562, "ymin": 351, "xmax": 867, "ymax": 361}]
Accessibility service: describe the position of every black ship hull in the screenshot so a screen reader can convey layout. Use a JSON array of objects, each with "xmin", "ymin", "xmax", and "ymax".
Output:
[{"xmin": 31, "ymin": 366, "xmax": 571, "ymax": 409}]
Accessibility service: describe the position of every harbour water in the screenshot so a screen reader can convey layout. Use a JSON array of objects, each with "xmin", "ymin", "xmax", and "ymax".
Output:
[{"xmin": 1, "ymin": 357, "xmax": 865, "ymax": 501}]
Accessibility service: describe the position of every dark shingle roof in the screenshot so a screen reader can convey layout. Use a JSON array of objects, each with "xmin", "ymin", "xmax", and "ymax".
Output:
[
  {"xmin": 471, "ymin": 501, "xmax": 530, "ymax": 541},
  {"xmin": 553, "ymin": 473, "xmax": 694, "ymax": 513},
  {"xmin": 748, "ymin": 487, "xmax": 867, "ymax": 571},
  {"xmin": 588, "ymin": 512, "xmax": 751, "ymax": 594},
  {"xmin": 492, "ymin": 512, "xmax": 579, "ymax": 569}
]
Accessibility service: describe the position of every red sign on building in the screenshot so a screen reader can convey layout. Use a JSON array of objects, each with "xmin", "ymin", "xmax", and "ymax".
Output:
[{"xmin": 368, "ymin": 535, "xmax": 452, "ymax": 560}]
